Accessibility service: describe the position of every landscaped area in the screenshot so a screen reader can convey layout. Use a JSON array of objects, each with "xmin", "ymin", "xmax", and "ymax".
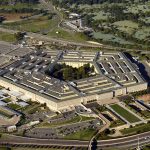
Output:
[
  {"xmin": 46, "ymin": 63, "xmax": 95, "ymax": 81},
  {"xmin": 0, "ymin": 32, "xmax": 16, "ymax": 43},
  {"xmin": 38, "ymin": 115, "xmax": 95, "ymax": 128},
  {"xmin": 121, "ymin": 122, "xmax": 150, "ymax": 135},
  {"xmin": 110, "ymin": 119, "xmax": 125, "ymax": 128},
  {"xmin": 110, "ymin": 104, "xmax": 140, "ymax": 123},
  {"xmin": 64, "ymin": 128, "xmax": 96, "ymax": 140},
  {"xmin": 52, "ymin": 0, "xmax": 150, "ymax": 49},
  {"xmin": 7, "ymin": 103, "xmax": 21, "ymax": 110}
]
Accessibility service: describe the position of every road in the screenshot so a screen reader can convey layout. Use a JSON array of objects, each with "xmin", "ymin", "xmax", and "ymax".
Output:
[
  {"xmin": 1, "ymin": 26, "xmax": 150, "ymax": 56},
  {"xmin": 88, "ymin": 108, "xmax": 111, "ymax": 150},
  {"xmin": 0, "ymin": 27, "xmax": 103, "ymax": 48},
  {"xmin": 0, "ymin": 131, "xmax": 150, "ymax": 149}
]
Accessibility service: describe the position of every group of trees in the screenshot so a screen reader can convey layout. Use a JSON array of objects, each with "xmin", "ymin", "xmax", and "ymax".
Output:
[
  {"xmin": 0, "ymin": 0, "xmax": 47, "ymax": 22},
  {"xmin": 51, "ymin": 0, "xmax": 149, "ymax": 7},
  {"xmin": 51, "ymin": 0, "xmax": 150, "ymax": 49},
  {"xmin": 0, "ymin": 8, "xmax": 46, "ymax": 14},
  {"xmin": 0, "ymin": 0, "xmax": 39, "ymax": 5},
  {"xmin": 47, "ymin": 63, "xmax": 95, "ymax": 81}
]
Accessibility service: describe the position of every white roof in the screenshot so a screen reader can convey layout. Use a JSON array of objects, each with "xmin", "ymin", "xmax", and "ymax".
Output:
[
  {"xmin": 18, "ymin": 101, "xmax": 29, "ymax": 107},
  {"xmin": 1, "ymin": 89, "xmax": 23, "ymax": 97},
  {"xmin": 0, "ymin": 100, "xmax": 7, "ymax": 106},
  {"xmin": 20, "ymin": 95, "xmax": 31, "ymax": 101},
  {"xmin": 0, "ymin": 90, "xmax": 4, "ymax": 96}
]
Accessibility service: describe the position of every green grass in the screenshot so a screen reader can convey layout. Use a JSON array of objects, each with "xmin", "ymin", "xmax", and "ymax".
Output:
[
  {"xmin": 2, "ymin": 16, "xmax": 59, "ymax": 33},
  {"xmin": 39, "ymin": 115, "xmax": 81, "ymax": 128},
  {"xmin": 81, "ymin": 116, "xmax": 95, "ymax": 121},
  {"xmin": 7, "ymin": 103, "xmax": 21, "ymax": 110},
  {"xmin": 2, "ymin": 15, "xmax": 87, "ymax": 43},
  {"xmin": 0, "ymin": 3, "xmax": 37, "ymax": 9},
  {"xmin": 64, "ymin": 128, "xmax": 96, "ymax": 140},
  {"xmin": 22, "ymin": 103, "xmax": 41, "ymax": 114},
  {"xmin": 3, "ymin": 98, "xmax": 11, "ymax": 103},
  {"xmin": 110, "ymin": 119, "xmax": 125, "ymax": 128},
  {"xmin": 48, "ymin": 28, "xmax": 88, "ymax": 42},
  {"xmin": 0, "ymin": 32, "xmax": 16, "ymax": 42},
  {"xmin": 0, "ymin": 109, "xmax": 12, "ymax": 118},
  {"xmin": 0, "ymin": 147, "xmax": 7, "ymax": 150},
  {"xmin": 110, "ymin": 104, "xmax": 140, "ymax": 123},
  {"xmin": 140, "ymin": 110, "xmax": 150, "ymax": 119},
  {"xmin": 142, "ymin": 145, "xmax": 150, "ymax": 150},
  {"xmin": 38, "ymin": 115, "xmax": 94, "ymax": 128},
  {"xmin": 121, "ymin": 123, "xmax": 150, "ymax": 135}
]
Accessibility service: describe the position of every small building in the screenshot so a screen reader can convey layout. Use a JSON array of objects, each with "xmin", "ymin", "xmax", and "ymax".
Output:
[
  {"xmin": 7, "ymin": 125, "xmax": 16, "ymax": 132},
  {"xmin": 18, "ymin": 101, "xmax": 29, "ymax": 107},
  {"xmin": 0, "ymin": 100, "xmax": 7, "ymax": 106},
  {"xmin": 69, "ymin": 13, "xmax": 80, "ymax": 19}
]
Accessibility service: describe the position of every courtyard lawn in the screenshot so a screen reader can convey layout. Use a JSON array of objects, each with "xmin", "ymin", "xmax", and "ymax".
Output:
[
  {"xmin": 110, "ymin": 104, "xmax": 140, "ymax": 123},
  {"xmin": 64, "ymin": 128, "xmax": 96, "ymax": 140}
]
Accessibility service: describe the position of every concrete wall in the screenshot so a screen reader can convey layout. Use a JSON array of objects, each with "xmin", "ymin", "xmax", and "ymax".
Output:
[
  {"xmin": 57, "ymin": 97, "xmax": 81, "ymax": 110},
  {"xmin": 0, "ymin": 77, "xmax": 147, "ymax": 111},
  {"xmin": 59, "ymin": 62, "xmax": 93, "ymax": 68},
  {"xmin": 114, "ymin": 88, "xmax": 126, "ymax": 96},
  {"xmin": 82, "ymin": 94, "xmax": 97, "ymax": 104},
  {"xmin": 97, "ymin": 92, "xmax": 113, "ymax": 101},
  {"xmin": 127, "ymin": 82, "xmax": 147, "ymax": 93}
]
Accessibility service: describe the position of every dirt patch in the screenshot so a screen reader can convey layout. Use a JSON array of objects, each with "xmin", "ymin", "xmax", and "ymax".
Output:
[
  {"xmin": 0, "ymin": 13, "xmax": 32, "ymax": 21},
  {"xmin": 138, "ymin": 94, "xmax": 150, "ymax": 103}
]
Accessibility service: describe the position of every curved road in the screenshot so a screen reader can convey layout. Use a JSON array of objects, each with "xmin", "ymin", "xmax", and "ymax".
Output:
[{"xmin": 0, "ymin": 131, "xmax": 150, "ymax": 149}]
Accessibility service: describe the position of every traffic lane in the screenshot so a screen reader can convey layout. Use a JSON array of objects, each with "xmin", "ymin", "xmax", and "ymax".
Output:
[
  {"xmin": 0, "ymin": 131, "xmax": 150, "ymax": 147},
  {"xmin": 98, "ymin": 131, "xmax": 150, "ymax": 144},
  {"xmin": 0, "ymin": 138, "xmax": 89, "ymax": 146},
  {"xmin": 0, "ymin": 137, "xmax": 150, "ymax": 149},
  {"xmin": 0, "ymin": 140, "xmax": 88, "ymax": 147},
  {"xmin": 98, "ymin": 138, "xmax": 150, "ymax": 148}
]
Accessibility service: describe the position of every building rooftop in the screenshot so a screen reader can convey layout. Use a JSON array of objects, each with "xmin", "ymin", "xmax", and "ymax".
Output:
[{"xmin": 0, "ymin": 49, "xmax": 146, "ymax": 102}]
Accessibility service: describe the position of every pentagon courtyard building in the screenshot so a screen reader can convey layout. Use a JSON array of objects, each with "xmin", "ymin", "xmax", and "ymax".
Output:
[{"xmin": 0, "ymin": 49, "xmax": 147, "ymax": 111}]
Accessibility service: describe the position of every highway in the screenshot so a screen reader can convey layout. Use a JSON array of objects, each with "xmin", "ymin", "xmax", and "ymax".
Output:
[
  {"xmin": 1, "ymin": 26, "xmax": 150, "ymax": 56},
  {"xmin": 0, "ymin": 27, "xmax": 103, "ymax": 48},
  {"xmin": 0, "ymin": 131, "xmax": 150, "ymax": 149}
]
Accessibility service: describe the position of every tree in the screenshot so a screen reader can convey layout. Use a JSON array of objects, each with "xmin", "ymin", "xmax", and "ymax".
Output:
[
  {"xmin": 15, "ymin": 32, "xmax": 25, "ymax": 41},
  {"xmin": 0, "ymin": 16, "xmax": 6, "ymax": 23}
]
